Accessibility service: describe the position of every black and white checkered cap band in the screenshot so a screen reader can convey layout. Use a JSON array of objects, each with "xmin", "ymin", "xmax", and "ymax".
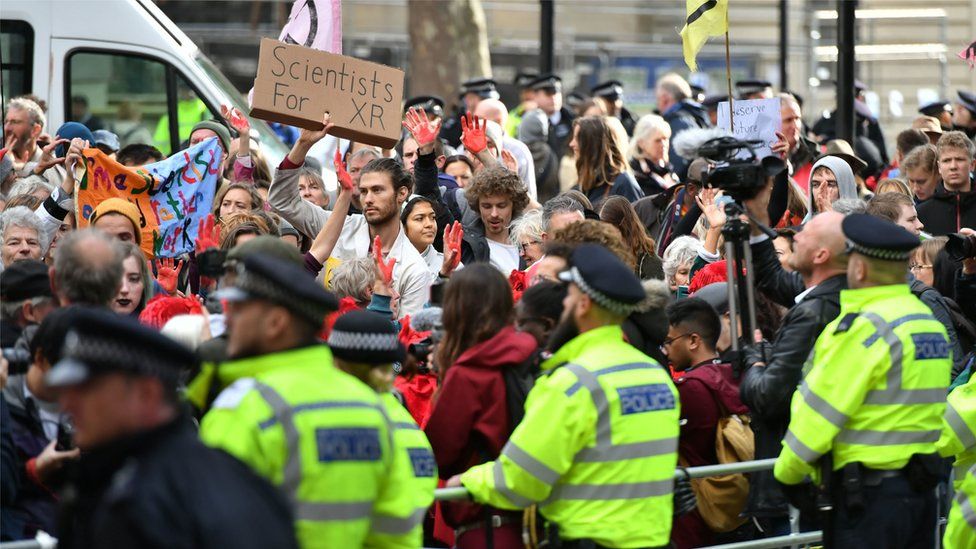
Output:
[
  {"xmin": 845, "ymin": 239, "xmax": 915, "ymax": 261},
  {"xmin": 328, "ymin": 330, "xmax": 400, "ymax": 352},
  {"xmin": 567, "ymin": 266, "xmax": 637, "ymax": 315},
  {"xmin": 236, "ymin": 267, "xmax": 329, "ymax": 325},
  {"xmin": 63, "ymin": 331, "xmax": 179, "ymax": 381}
]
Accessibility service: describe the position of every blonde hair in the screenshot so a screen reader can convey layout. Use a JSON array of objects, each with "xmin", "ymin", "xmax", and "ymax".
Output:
[{"xmin": 628, "ymin": 114, "xmax": 671, "ymax": 160}]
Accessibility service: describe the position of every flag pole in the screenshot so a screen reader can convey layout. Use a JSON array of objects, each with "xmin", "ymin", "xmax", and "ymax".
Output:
[{"xmin": 724, "ymin": 9, "xmax": 734, "ymax": 132}]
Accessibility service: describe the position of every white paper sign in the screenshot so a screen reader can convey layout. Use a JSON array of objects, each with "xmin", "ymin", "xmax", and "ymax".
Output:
[{"xmin": 716, "ymin": 97, "xmax": 782, "ymax": 159}]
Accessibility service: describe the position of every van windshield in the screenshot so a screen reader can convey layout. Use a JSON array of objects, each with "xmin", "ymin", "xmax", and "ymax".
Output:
[{"xmin": 194, "ymin": 52, "xmax": 288, "ymax": 164}]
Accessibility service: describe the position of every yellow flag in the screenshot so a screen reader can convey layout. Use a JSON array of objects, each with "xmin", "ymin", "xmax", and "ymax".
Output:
[{"xmin": 680, "ymin": 0, "xmax": 729, "ymax": 71}]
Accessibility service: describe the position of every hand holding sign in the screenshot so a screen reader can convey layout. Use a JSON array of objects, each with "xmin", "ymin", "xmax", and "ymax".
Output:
[
  {"xmin": 334, "ymin": 148, "xmax": 354, "ymax": 192},
  {"xmin": 440, "ymin": 221, "xmax": 464, "ymax": 277},
  {"xmin": 402, "ymin": 108, "xmax": 441, "ymax": 155},
  {"xmin": 461, "ymin": 114, "xmax": 488, "ymax": 154},
  {"xmin": 297, "ymin": 112, "xmax": 335, "ymax": 146}
]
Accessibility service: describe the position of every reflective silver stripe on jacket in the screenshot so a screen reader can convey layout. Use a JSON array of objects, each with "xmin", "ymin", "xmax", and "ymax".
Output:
[
  {"xmin": 548, "ymin": 478, "xmax": 673, "ymax": 501},
  {"xmin": 503, "ymin": 441, "xmax": 561, "ymax": 486},
  {"xmin": 785, "ymin": 429, "xmax": 824, "ymax": 463},
  {"xmin": 798, "ymin": 382, "xmax": 849, "ymax": 429},
  {"xmin": 563, "ymin": 363, "xmax": 612, "ymax": 446},
  {"xmin": 254, "ymin": 381, "xmax": 391, "ymax": 522},
  {"xmin": 859, "ymin": 312, "xmax": 945, "ymax": 405},
  {"xmin": 836, "ymin": 428, "xmax": 941, "ymax": 446},
  {"xmin": 956, "ymin": 484, "xmax": 976, "ymax": 530},
  {"xmin": 369, "ymin": 507, "xmax": 428, "ymax": 535},
  {"xmin": 493, "ymin": 459, "xmax": 534, "ymax": 508},
  {"xmin": 946, "ymin": 401, "xmax": 976, "ymax": 450}
]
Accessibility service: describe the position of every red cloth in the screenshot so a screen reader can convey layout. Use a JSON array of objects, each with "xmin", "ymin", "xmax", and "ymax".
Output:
[
  {"xmin": 671, "ymin": 362, "xmax": 748, "ymax": 549},
  {"xmin": 424, "ymin": 325, "xmax": 537, "ymax": 528},
  {"xmin": 508, "ymin": 270, "xmax": 528, "ymax": 302},
  {"xmin": 138, "ymin": 295, "xmax": 204, "ymax": 329},
  {"xmin": 689, "ymin": 260, "xmax": 729, "ymax": 294},
  {"xmin": 394, "ymin": 373, "xmax": 437, "ymax": 428},
  {"xmin": 279, "ymin": 156, "xmax": 302, "ymax": 170},
  {"xmin": 794, "ymin": 161, "xmax": 813, "ymax": 193}
]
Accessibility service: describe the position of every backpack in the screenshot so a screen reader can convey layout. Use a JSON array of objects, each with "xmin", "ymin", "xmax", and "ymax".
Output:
[
  {"xmin": 681, "ymin": 374, "xmax": 755, "ymax": 533},
  {"xmin": 502, "ymin": 351, "xmax": 542, "ymax": 431}
]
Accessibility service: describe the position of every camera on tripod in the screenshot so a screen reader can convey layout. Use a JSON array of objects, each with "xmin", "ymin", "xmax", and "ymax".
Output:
[{"xmin": 698, "ymin": 136, "xmax": 785, "ymax": 201}]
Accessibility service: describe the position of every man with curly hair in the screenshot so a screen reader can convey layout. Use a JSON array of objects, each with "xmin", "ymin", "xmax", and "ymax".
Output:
[{"xmin": 463, "ymin": 166, "xmax": 530, "ymax": 273}]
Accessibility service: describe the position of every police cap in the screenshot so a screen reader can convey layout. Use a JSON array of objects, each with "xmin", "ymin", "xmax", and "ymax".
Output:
[
  {"xmin": 591, "ymin": 80, "xmax": 624, "ymax": 100},
  {"xmin": 919, "ymin": 100, "xmax": 952, "ymax": 118},
  {"xmin": 46, "ymin": 308, "xmax": 198, "ymax": 388},
  {"xmin": 558, "ymin": 244, "xmax": 645, "ymax": 315},
  {"xmin": 514, "ymin": 71, "xmax": 539, "ymax": 89},
  {"xmin": 527, "ymin": 73, "xmax": 563, "ymax": 93},
  {"xmin": 404, "ymin": 95, "xmax": 445, "ymax": 118},
  {"xmin": 460, "ymin": 78, "xmax": 499, "ymax": 100},
  {"xmin": 702, "ymin": 94, "xmax": 728, "ymax": 110},
  {"xmin": 0, "ymin": 259, "xmax": 52, "ymax": 302},
  {"xmin": 735, "ymin": 79, "xmax": 772, "ymax": 97},
  {"xmin": 958, "ymin": 90, "xmax": 976, "ymax": 116},
  {"xmin": 328, "ymin": 310, "xmax": 405, "ymax": 365},
  {"xmin": 216, "ymin": 253, "xmax": 339, "ymax": 327},
  {"xmin": 842, "ymin": 213, "xmax": 919, "ymax": 261}
]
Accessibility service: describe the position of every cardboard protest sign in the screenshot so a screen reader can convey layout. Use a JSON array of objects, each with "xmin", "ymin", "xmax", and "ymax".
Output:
[
  {"xmin": 251, "ymin": 38, "xmax": 405, "ymax": 149},
  {"xmin": 716, "ymin": 97, "xmax": 782, "ymax": 159},
  {"xmin": 76, "ymin": 137, "xmax": 222, "ymax": 258}
]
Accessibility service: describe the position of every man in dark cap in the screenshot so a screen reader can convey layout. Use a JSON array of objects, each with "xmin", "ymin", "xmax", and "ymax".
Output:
[
  {"xmin": 403, "ymin": 96, "xmax": 445, "ymax": 121},
  {"xmin": 954, "ymin": 90, "xmax": 976, "ymax": 139},
  {"xmin": 198, "ymin": 254, "xmax": 409, "ymax": 547},
  {"xmin": 813, "ymin": 81, "xmax": 889, "ymax": 167},
  {"xmin": 919, "ymin": 100, "xmax": 953, "ymax": 131},
  {"xmin": 527, "ymin": 73, "xmax": 575, "ymax": 158},
  {"xmin": 448, "ymin": 244, "xmax": 681, "ymax": 548},
  {"xmin": 0, "ymin": 259, "xmax": 55, "ymax": 347},
  {"xmin": 702, "ymin": 94, "xmax": 727, "ymax": 127},
  {"xmin": 591, "ymin": 79, "xmax": 637, "ymax": 135},
  {"xmin": 507, "ymin": 71, "xmax": 539, "ymax": 136},
  {"xmin": 49, "ymin": 308, "xmax": 298, "ymax": 549},
  {"xmin": 775, "ymin": 214, "xmax": 949, "ymax": 548},
  {"xmin": 327, "ymin": 310, "xmax": 436, "ymax": 547},
  {"xmin": 735, "ymin": 79, "xmax": 774, "ymax": 100},
  {"xmin": 442, "ymin": 78, "xmax": 500, "ymax": 147}
]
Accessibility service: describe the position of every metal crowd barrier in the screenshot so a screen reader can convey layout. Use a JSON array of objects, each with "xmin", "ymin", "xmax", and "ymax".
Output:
[
  {"xmin": 433, "ymin": 458, "xmax": 823, "ymax": 549},
  {"xmin": 0, "ymin": 460, "xmax": 821, "ymax": 549}
]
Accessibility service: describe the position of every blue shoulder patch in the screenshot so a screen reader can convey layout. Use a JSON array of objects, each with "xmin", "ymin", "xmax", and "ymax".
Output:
[
  {"xmin": 407, "ymin": 448, "xmax": 436, "ymax": 477},
  {"xmin": 912, "ymin": 333, "xmax": 949, "ymax": 360},
  {"xmin": 315, "ymin": 428, "xmax": 382, "ymax": 462},
  {"xmin": 618, "ymin": 384, "xmax": 675, "ymax": 415}
]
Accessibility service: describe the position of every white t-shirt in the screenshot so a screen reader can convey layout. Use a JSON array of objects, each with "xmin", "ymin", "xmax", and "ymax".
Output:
[{"xmin": 487, "ymin": 239, "xmax": 520, "ymax": 275}]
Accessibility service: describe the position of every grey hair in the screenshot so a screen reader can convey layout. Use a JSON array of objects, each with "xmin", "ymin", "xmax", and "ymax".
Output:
[
  {"xmin": 349, "ymin": 148, "xmax": 382, "ymax": 163},
  {"xmin": 7, "ymin": 98, "xmax": 46, "ymax": 130},
  {"xmin": 0, "ymin": 296, "xmax": 52, "ymax": 323},
  {"xmin": 9, "ymin": 176, "xmax": 54, "ymax": 199},
  {"xmin": 328, "ymin": 257, "xmax": 378, "ymax": 304},
  {"xmin": 831, "ymin": 198, "xmax": 868, "ymax": 215},
  {"xmin": 542, "ymin": 194, "xmax": 584, "ymax": 231},
  {"xmin": 508, "ymin": 209, "xmax": 545, "ymax": 247},
  {"xmin": 656, "ymin": 73, "xmax": 691, "ymax": 102},
  {"xmin": 298, "ymin": 166, "xmax": 324, "ymax": 188},
  {"xmin": 0, "ymin": 206, "xmax": 43, "ymax": 244},
  {"xmin": 53, "ymin": 228, "xmax": 125, "ymax": 306},
  {"xmin": 628, "ymin": 114, "xmax": 671, "ymax": 160},
  {"xmin": 662, "ymin": 235, "xmax": 700, "ymax": 283}
]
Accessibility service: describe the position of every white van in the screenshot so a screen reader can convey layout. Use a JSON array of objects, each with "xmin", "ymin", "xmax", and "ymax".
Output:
[{"xmin": 1, "ymin": 0, "xmax": 287, "ymax": 164}]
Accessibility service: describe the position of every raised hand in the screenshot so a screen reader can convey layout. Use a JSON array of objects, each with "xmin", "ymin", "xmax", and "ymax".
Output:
[
  {"xmin": 334, "ymin": 149, "xmax": 354, "ymax": 192},
  {"xmin": 439, "ymin": 221, "xmax": 464, "ymax": 277},
  {"xmin": 152, "ymin": 257, "xmax": 184, "ymax": 295},
  {"xmin": 220, "ymin": 105, "xmax": 250, "ymax": 135},
  {"xmin": 402, "ymin": 108, "xmax": 442, "ymax": 154},
  {"xmin": 297, "ymin": 112, "xmax": 335, "ymax": 145},
  {"xmin": 461, "ymin": 114, "xmax": 488, "ymax": 154},
  {"xmin": 373, "ymin": 235, "xmax": 396, "ymax": 286},
  {"xmin": 695, "ymin": 188, "xmax": 727, "ymax": 230},
  {"xmin": 34, "ymin": 139, "xmax": 69, "ymax": 174},
  {"xmin": 195, "ymin": 214, "xmax": 221, "ymax": 254},
  {"xmin": 771, "ymin": 130, "xmax": 789, "ymax": 160}
]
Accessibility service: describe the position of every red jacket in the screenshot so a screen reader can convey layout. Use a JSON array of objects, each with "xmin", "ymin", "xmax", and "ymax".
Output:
[{"xmin": 424, "ymin": 325, "xmax": 537, "ymax": 527}]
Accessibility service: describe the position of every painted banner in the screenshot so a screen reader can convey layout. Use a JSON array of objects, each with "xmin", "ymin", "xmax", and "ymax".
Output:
[
  {"xmin": 279, "ymin": 0, "xmax": 342, "ymax": 54},
  {"xmin": 76, "ymin": 137, "xmax": 223, "ymax": 258}
]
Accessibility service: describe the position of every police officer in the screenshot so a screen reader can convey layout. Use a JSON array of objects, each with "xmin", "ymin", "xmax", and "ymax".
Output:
[
  {"xmin": 936, "ymin": 374, "xmax": 976, "ymax": 490},
  {"xmin": 944, "ymin": 463, "xmax": 976, "ymax": 548},
  {"xmin": 403, "ymin": 96, "xmax": 445, "ymax": 121},
  {"xmin": 198, "ymin": 254, "xmax": 410, "ymax": 548},
  {"xmin": 919, "ymin": 100, "xmax": 953, "ymax": 131},
  {"xmin": 774, "ymin": 213, "xmax": 950, "ymax": 549},
  {"xmin": 50, "ymin": 308, "xmax": 297, "ymax": 549},
  {"xmin": 327, "ymin": 310, "xmax": 437, "ymax": 548},
  {"xmin": 734, "ymin": 79, "xmax": 774, "ymax": 100},
  {"xmin": 526, "ymin": 73, "xmax": 575, "ymax": 159},
  {"xmin": 448, "ymin": 244, "xmax": 680, "ymax": 548},
  {"xmin": 441, "ymin": 78, "xmax": 500, "ymax": 148},
  {"xmin": 591, "ymin": 80, "xmax": 637, "ymax": 136},
  {"xmin": 508, "ymin": 71, "xmax": 539, "ymax": 137}
]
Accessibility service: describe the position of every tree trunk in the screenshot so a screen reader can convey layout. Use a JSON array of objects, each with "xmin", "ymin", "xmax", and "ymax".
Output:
[{"xmin": 407, "ymin": 0, "xmax": 492, "ymax": 109}]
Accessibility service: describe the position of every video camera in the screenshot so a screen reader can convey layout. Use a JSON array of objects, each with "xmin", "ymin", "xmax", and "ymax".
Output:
[
  {"xmin": 698, "ymin": 136, "xmax": 780, "ymax": 201},
  {"xmin": 945, "ymin": 233, "xmax": 976, "ymax": 261}
]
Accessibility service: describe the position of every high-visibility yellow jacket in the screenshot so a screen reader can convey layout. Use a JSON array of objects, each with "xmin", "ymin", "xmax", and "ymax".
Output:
[
  {"xmin": 944, "ymin": 463, "xmax": 976, "ymax": 549},
  {"xmin": 937, "ymin": 374, "xmax": 976, "ymax": 489},
  {"xmin": 775, "ymin": 284, "xmax": 951, "ymax": 485},
  {"xmin": 460, "ymin": 325, "xmax": 680, "ymax": 548},
  {"xmin": 198, "ymin": 345, "xmax": 409, "ymax": 549}
]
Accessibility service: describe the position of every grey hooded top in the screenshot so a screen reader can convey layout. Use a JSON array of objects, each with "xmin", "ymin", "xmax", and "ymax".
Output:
[{"xmin": 804, "ymin": 155, "xmax": 858, "ymax": 222}]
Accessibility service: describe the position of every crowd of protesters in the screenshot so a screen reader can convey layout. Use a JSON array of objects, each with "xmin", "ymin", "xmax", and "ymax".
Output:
[{"xmin": 0, "ymin": 67, "xmax": 975, "ymax": 549}]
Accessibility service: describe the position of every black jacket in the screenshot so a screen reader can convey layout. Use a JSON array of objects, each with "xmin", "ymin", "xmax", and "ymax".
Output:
[
  {"xmin": 547, "ymin": 106, "xmax": 576, "ymax": 159},
  {"xmin": 915, "ymin": 179, "xmax": 976, "ymax": 236},
  {"xmin": 739, "ymin": 238, "xmax": 847, "ymax": 518},
  {"xmin": 662, "ymin": 100, "xmax": 710, "ymax": 180},
  {"xmin": 909, "ymin": 277, "xmax": 965, "ymax": 376},
  {"xmin": 58, "ymin": 417, "xmax": 297, "ymax": 549}
]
